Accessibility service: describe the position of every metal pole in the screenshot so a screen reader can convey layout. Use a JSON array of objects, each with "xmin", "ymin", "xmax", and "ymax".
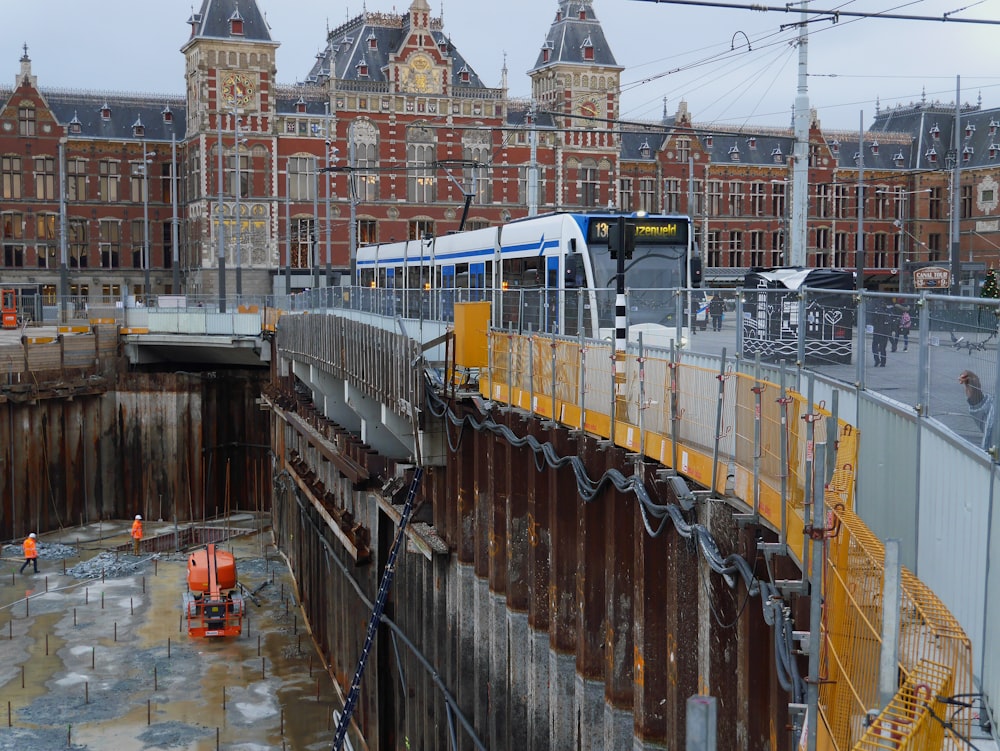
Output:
[
  {"xmin": 348, "ymin": 123, "xmax": 358, "ymax": 281},
  {"xmin": 950, "ymin": 75, "xmax": 962, "ymax": 295},
  {"xmin": 790, "ymin": 1, "xmax": 810, "ymax": 266},
  {"xmin": 313, "ymin": 156, "xmax": 320, "ymax": 289},
  {"xmin": 234, "ymin": 107, "xmax": 242, "ymax": 299},
  {"xmin": 805, "ymin": 425, "xmax": 825, "ymax": 751},
  {"xmin": 170, "ymin": 133, "xmax": 180, "ymax": 293},
  {"xmin": 58, "ymin": 140, "xmax": 68, "ymax": 319},
  {"xmin": 325, "ymin": 103, "xmax": 332, "ymax": 287},
  {"xmin": 217, "ymin": 111, "xmax": 226, "ymax": 312},
  {"xmin": 855, "ymin": 110, "xmax": 865, "ymax": 291},
  {"xmin": 284, "ymin": 169, "xmax": 291, "ymax": 296},
  {"xmin": 143, "ymin": 138, "xmax": 151, "ymax": 301}
]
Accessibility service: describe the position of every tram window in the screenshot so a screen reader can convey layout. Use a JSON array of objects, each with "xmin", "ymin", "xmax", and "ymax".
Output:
[
  {"xmin": 565, "ymin": 255, "xmax": 585, "ymax": 288},
  {"xmin": 501, "ymin": 257, "xmax": 543, "ymax": 288}
]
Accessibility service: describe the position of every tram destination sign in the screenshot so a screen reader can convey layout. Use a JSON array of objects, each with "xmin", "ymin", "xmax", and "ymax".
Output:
[
  {"xmin": 913, "ymin": 266, "xmax": 951, "ymax": 289},
  {"xmin": 587, "ymin": 217, "xmax": 689, "ymax": 246}
]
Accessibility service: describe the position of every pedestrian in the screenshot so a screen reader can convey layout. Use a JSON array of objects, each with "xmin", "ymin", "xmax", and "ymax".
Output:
[
  {"xmin": 19, "ymin": 533, "xmax": 38, "ymax": 575},
  {"xmin": 888, "ymin": 303, "xmax": 902, "ymax": 352},
  {"xmin": 898, "ymin": 308, "xmax": 912, "ymax": 351},
  {"xmin": 871, "ymin": 301, "xmax": 892, "ymax": 367},
  {"xmin": 131, "ymin": 515, "xmax": 143, "ymax": 556},
  {"xmin": 959, "ymin": 370, "xmax": 996, "ymax": 451},
  {"xmin": 709, "ymin": 295, "xmax": 725, "ymax": 331}
]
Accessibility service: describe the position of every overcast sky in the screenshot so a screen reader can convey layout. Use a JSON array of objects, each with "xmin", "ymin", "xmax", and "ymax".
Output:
[{"xmin": 2, "ymin": 0, "xmax": 998, "ymax": 133}]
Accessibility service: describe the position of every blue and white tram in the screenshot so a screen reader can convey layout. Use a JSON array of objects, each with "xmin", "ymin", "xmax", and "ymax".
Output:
[{"xmin": 354, "ymin": 211, "xmax": 697, "ymax": 339}]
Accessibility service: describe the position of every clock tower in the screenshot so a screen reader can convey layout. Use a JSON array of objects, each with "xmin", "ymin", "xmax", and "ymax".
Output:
[{"xmin": 182, "ymin": 0, "xmax": 280, "ymax": 297}]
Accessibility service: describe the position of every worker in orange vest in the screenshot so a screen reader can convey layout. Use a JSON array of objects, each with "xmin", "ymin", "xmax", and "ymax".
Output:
[
  {"xmin": 131, "ymin": 515, "xmax": 143, "ymax": 556},
  {"xmin": 19, "ymin": 533, "xmax": 38, "ymax": 574}
]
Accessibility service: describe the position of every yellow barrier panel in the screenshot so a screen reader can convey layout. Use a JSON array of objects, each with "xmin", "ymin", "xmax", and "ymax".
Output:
[{"xmin": 481, "ymin": 330, "xmax": 973, "ymax": 751}]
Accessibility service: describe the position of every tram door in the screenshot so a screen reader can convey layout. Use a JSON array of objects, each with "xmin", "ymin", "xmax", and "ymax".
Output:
[
  {"xmin": 470, "ymin": 263, "xmax": 485, "ymax": 302},
  {"xmin": 441, "ymin": 265, "xmax": 455, "ymax": 322},
  {"xmin": 384, "ymin": 267, "xmax": 397, "ymax": 316},
  {"xmin": 546, "ymin": 256, "xmax": 560, "ymax": 333}
]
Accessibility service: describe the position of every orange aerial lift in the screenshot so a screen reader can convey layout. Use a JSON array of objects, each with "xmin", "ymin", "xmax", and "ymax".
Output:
[
  {"xmin": 1, "ymin": 289, "xmax": 17, "ymax": 330},
  {"xmin": 184, "ymin": 543, "xmax": 245, "ymax": 637}
]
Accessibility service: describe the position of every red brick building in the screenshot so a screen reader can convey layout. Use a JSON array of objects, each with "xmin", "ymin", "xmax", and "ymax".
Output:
[{"xmin": 1, "ymin": 0, "xmax": 998, "ymax": 308}]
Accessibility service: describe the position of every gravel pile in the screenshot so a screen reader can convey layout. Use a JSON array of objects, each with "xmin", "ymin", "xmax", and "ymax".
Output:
[
  {"xmin": 64, "ymin": 550, "xmax": 158, "ymax": 580},
  {"xmin": 3, "ymin": 541, "xmax": 79, "ymax": 561}
]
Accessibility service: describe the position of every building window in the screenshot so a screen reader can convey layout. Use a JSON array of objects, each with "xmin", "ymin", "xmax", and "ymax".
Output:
[
  {"xmin": 99, "ymin": 160, "xmax": 120, "ymax": 202},
  {"xmin": 69, "ymin": 218, "xmax": 88, "ymax": 268},
  {"xmin": 927, "ymin": 233, "xmax": 942, "ymax": 261},
  {"xmin": 162, "ymin": 221, "xmax": 173, "ymax": 269},
  {"xmin": 408, "ymin": 219, "xmax": 435, "ymax": 240},
  {"xmin": 676, "ymin": 138, "xmax": 690, "ymax": 163},
  {"xmin": 618, "ymin": 178, "xmax": 633, "ymax": 212},
  {"xmin": 353, "ymin": 120, "xmax": 380, "ymax": 202},
  {"xmin": 749, "ymin": 231, "xmax": 765, "ymax": 267},
  {"xmin": 131, "ymin": 162, "xmax": 149, "ymax": 203},
  {"xmin": 815, "ymin": 184, "xmax": 830, "ymax": 219},
  {"xmin": 227, "ymin": 149, "xmax": 250, "ymax": 199},
  {"xmin": 36, "ymin": 214, "xmax": 56, "ymax": 268},
  {"xmin": 358, "ymin": 219, "xmax": 377, "ymax": 245},
  {"xmin": 772, "ymin": 182, "xmax": 787, "ymax": 219},
  {"xmin": 961, "ymin": 184, "xmax": 973, "ymax": 219},
  {"xmin": 2, "ymin": 212, "xmax": 24, "ymax": 267},
  {"xmin": 18, "ymin": 105, "xmax": 35, "ymax": 136},
  {"xmin": 816, "ymin": 227, "xmax": 829, "ymax": 254},
  {"xmin": 727, "ymin": 231, "xmax": 743, "ymax": 267},
  {"xmin": 407, "ymin": 126, "xmax": 435, "ymax": 203},
  {"xmin": 580, "ymin": 163, "xmax": 599, "ymax": 208},
  {"xmin": 33, "ymin": 156, "xmax": 55, "ymax": 200},
  {"xmin": 291, "ymin": 218, "xmax": 313, "ymax": 268},
  {"xmin": 727, "ymin": 181, "xmax": 742, "ymax": 217},
  {"xmin": 187, "ymin": 147, "xmax": 201, "ymax": 202},
  {"xmin": 99, "ymin": 220, "xmax": 120, "ymax": 268},
  {"xmin": 2, "ymin": 156, "xmax": 22, "ymax": 199},
  {"xmin": 873, "ymin": 232, "xmax": 889, "ymax": 268},
  {"xmin": 287, "ymin": 156, "xmax": 315, "ymax": 201},
  {"xmin": 67, "ymin": 158, "xmax": 87, "ymax": 201},
  {"xmin": 131, "ymin": 219, "xmax": 147, "ymax": 268},
  {"xmin": 664, "ymin": 178, "xmax": 681, "ymax": 213},
  {"xmin": 706, "ymin": 230, "xmax": 722, "ymax": 267},
  {"xmin": 833, "ymin": 184, "xmax": 850, "ymax": 219},
  {"xmin": 929, "ymin": 188, "xmax": 943, "ymax": 220},
  {"xmin": 834, "ymin": 232, "xmax": 851, "ymax": 268},
  {"xmin": 771, "ymin": 230, "xmax": 784, "ymax": 265},
  {"xmin": 707, "ymin": 180, "xmax": 722, "ymax": 216},
  {"xmin": 463, "ymin": 130, "xmax": 492, "ymax": 205},
  {"xmin": 750, "ymin": 181, "xmax": 765, "ymax": 216},
  {"xmin": 638, "ymin": 178, "xmax": 656, "ymax": 213}
]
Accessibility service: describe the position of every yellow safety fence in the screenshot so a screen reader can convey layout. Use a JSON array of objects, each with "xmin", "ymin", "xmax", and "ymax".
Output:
[{"xmin": 478, "ymin": 327, "xmax": 973, "ymax": 751}]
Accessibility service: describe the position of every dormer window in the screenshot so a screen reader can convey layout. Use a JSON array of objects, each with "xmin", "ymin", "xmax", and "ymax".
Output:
[
  {"xmin": 926, "ymin": 146, "xmax": 938, "ymax": 164},
  {"xmin": 869, "ymin": 140, "xmax": 878, "ymax": 156},
  {"xmin": 356, "ymin": 58, "xmax": 369, "ymax": 77},
  {"xmin": 296, "ymin": 96, "xmax": 307, "ymax": 114},
  {"xmin": 747, "ymin": 136, "xmax": 756, "ymax": 149},
  {"xmin": 930, "ymin": 124, "xmax": 941, "ymax": 140},
  {"xmin": 830, "ymin": 139, "xmax": 840, "ymax": 156},
  {"xmin": 581, "ymin": 36, "xmax": 594, "ymax": 61},
  {"xmin": 556, "ymin": 10, "xmax": 562, "ymax": 21},
  {"xmin": 132, "ymin": 116, "xmax": 144, "ymax": 138},
  {"xmin": 853, "ymin": 151, "xmax": 862, "ymax": 166},
  {"xmin": 68, "ymin": 112, "xmax": 82, "ymax": 135},
  {"xmin": 771, "ymin": 146, "xmax": 783, "ymax": 164},
  {"xmin": 541, "ymin": 40, "xmax": 553, "ymax": 63},
  {"xmin": 991, "ymin": 119, "xmax": 999, "ymax": 136},
  {"xmin": 963, "ymin": 145, "xmax": 974, "ymax": 162},
  {"xmin": 229, "ymin": 8, "xmax": 244, "ymax": 36},
  {"xmin": 368, "ymin": 33, "xmax": 377, "ymax": 50},
  {"xmin": 161, "ymin": 106, "xmax": 173, "ymax": 124},
  {"xmin": 728, "ymin": 144, "xmax": 740, "ymax": 162},
  {"xmin": 639, "ymin": 140, "xmax": 652, "ymax": 159},
  {"xmin": 991, "ymin": 143, "xmax": 999, "ymax": 160},
  {"xmin": 704, "ymin": 135, "xmax": 713, "ymax": 149},
  {"xmin": 893, "ymin": 150, "xmax": 905, "ymax": 167},
  {"xmin": 459, "ymin": 65, "xmax": 471, "ymax": 84},
  {"xmin": 100, "ymin": 102, "xmax": 111, "ymax": 122},
  {"xmin": 966, "ymin": 123, "xmax": 976, "ymax": 139},
  {"xmin": 579, "ymin": 9, "xmax": 587, "ymax": 19}
]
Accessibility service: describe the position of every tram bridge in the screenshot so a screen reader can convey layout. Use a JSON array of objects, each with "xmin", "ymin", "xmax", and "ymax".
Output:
[{"xmin": 0, "ymin": 291, "xmax": 997, "ymax": 750}]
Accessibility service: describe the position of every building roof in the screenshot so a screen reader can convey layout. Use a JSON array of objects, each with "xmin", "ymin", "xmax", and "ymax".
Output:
[
  {"xmin": 531, "ymin": 1, "xmax": 622, "ymax": 73},
  {"xmin": 185, "ymin": 0, "xmax": 273, "ymax": 44},
  {"xmin": 301, "ymin": 8, "xmax": 487, "ymax": 91}
]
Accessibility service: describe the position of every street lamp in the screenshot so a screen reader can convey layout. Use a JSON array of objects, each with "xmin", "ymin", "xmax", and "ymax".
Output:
[{"xmin": 132, "ymin": 120, "xmax": 155, "ymax": 302}]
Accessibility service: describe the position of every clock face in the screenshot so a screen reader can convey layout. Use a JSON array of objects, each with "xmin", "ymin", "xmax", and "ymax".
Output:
[
  {"xmin": 221, "ymin": 72, "xmax": 256, "ymax": 107},
  {"xmin": 580, "ymin": 99, "xmax": 600, "ymax": 119}
]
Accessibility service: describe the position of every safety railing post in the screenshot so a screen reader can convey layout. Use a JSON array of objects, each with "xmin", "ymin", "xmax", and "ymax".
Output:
[{"xmin": 711, "ymin": 348, "xmax": 728, "ymax": 496}]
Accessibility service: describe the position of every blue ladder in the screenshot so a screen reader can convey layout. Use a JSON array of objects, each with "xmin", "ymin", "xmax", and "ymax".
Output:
[{"xmin": 331, "ymin": 466, "xmax": 424, "ymax": 750}]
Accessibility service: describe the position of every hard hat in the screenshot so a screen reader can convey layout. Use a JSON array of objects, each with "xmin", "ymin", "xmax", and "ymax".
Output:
[
  {"xmin": 135, "ymin": 515, "xmax": 142, "ymax": 520},
  {"xmin": 29, "ymin": 533, "xmax": 36, "ymax": 539}
]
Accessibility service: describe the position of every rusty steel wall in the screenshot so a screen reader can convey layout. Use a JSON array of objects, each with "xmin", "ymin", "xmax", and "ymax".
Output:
[
  {"xmin": 0, "ymin": 368, "xmax": 271, "ymax": 541},
  {"xmin": 272, "ymin": 391, "xmax": 802, "ymax": 751}
]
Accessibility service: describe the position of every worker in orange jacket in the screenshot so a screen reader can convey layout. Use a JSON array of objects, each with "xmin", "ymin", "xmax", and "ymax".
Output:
[
  {"xmin": 131, "ymin": 515, "xmax": 143, "ymax": 556},
  {"xmin": 19, "ymin": 533, "xmax": 38, "ymax": 574}
]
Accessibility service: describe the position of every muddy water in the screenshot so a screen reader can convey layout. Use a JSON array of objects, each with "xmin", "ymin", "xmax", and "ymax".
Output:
[{"xmin": 0, "ymin": 530, "xmax": 349, "ymax": 750}]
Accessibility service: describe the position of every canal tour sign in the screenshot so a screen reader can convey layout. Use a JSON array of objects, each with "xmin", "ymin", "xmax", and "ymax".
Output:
[{"xmin": 913, "ymin": 266, "xmax": 952, "ymax": 289}]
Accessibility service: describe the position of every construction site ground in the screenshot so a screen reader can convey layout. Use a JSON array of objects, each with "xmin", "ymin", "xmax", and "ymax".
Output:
[{"xmin": 0, "ymin": 515, "xmax": 349, "ymax": 750}]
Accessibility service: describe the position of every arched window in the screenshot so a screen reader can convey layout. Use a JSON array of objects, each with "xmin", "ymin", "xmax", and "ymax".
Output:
[
  {"xmin": 462, "ymin": 129, "xmax": 492, "ymax": 204},
  {"xmin": 353, "ymin": 120, "xmax": 380, "ymax": 202},
  {"xmin": 407, "ymin": 125, "xmax": 435, "ymax": 203}
]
